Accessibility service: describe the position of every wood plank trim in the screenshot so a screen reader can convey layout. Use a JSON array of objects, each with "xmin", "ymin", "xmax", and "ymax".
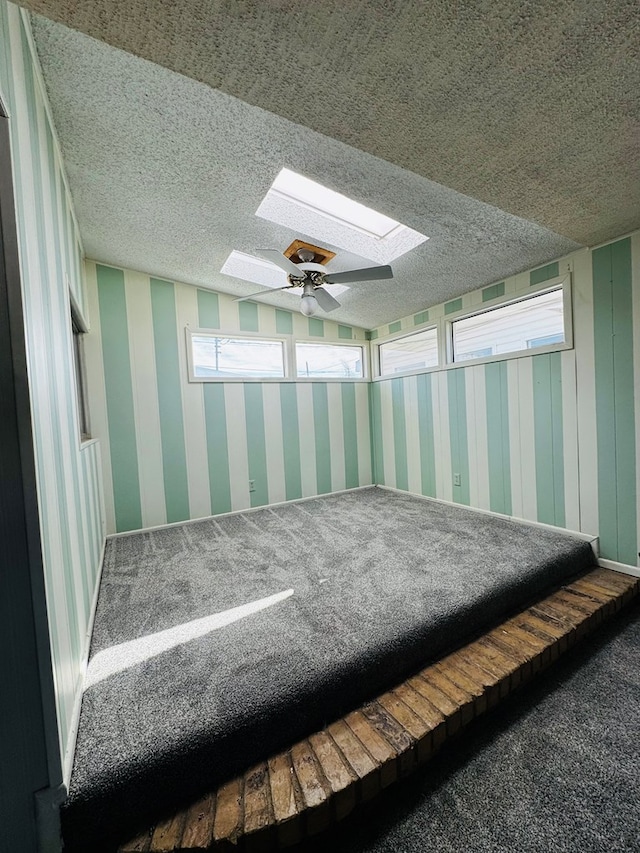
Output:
[
  {"xmin": 327, "ymin": 717, "xmax": 380, "ymax": 801},
  {"xmin": 309, "ymin": 730, "xmax": 357, "ymax": 821},
  {"xmin": 119, "ymin": 829, "xmax": 153, "ymax": 852},
  {"xmin": 420, "ymin": 667, "xmax": 476, "ymax": 727},
  {"xmin": 290, "ymin": 741, "xmax": 331, "ymax": 836},
  {"xmin": 180, "ymin": 794, "xmax": 216, "ymax": 850},
  {"xmin": 267, "ymin": 752, "xmax": 303, "ymax": 848},
  {"xmin": 149, "ymin": 812, "xmax": 186, "ymax": 852},
  {"xmin": 120, "ymin": 568, "xmax": 638, "ymax": 853},
  {"xmin": 213, "ymin": 777, "xmax": 243, "ymax": 846},
  {"xmin": 343, "ymin": 710, "xmax": 397, "ymax": 791},
  {"xmin": 360, "ymin": 700, "xmax": 416, "ymax": 777},
  {"xmin": 243, "ymin": 762, "xmax": 273, "ymax": 839}
]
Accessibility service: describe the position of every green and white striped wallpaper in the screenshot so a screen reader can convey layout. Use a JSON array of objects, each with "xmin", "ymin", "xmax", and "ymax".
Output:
[
  {"xmin": 0, "ymin": 2, "xmax": 105, "ymax": 772},
  {"xmin": 371, "ymin": 352, "xmax": 578, "ymax": 527},
  {"xmin": 85, "ymin": 261, "xmax": 372, "ymax": 534},
  {"xmin": 370, "ymin": 236, "xmax": 640, "ymax": 567},
  {"xmin": 90, "ymin": 235, "xmax": 639, "ymax": 569}
]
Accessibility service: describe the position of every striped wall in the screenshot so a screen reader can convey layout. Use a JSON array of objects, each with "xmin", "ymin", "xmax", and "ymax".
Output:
[
  {"xmin": 85, "ymin": 261, "xmax": 372, "ymax": 533},
  {"xmin": 589, "ymin": 237, "xmax": 637, "ymax": 564},
  {"xmin": 0, "ymin": 2, "xmax": 105, "ymax": 773},
  {"xmin": 371, "ymin": 352, "xmax": 577, "ymax": 527},
  {"xmin": 371, "ymin": 237, "xmax": 640, "ymax": 567}
]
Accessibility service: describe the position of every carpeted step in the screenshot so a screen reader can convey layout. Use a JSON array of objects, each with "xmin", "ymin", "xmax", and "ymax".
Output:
[
  {"xmin": 117, "ymin": 567, "xmax": 640, "ymax": 853},
  {"xmin": 61, "ymin": 488, "xmax": 599, "ymax": 852}
]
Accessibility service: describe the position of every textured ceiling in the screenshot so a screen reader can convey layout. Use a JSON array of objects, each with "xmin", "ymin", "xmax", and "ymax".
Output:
[
  {"xmin": 30, "ymin": 16, "xmax": 581, "ymax": 329},
  {"xmin": 20, "ymin": 0, "xmax": 640, "ymax": 248}
]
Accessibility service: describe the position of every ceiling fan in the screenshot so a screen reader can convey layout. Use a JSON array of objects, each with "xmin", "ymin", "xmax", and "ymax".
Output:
[{"xmin": 234, "ymin": 248, "xmax": 393, "ymax": 316}]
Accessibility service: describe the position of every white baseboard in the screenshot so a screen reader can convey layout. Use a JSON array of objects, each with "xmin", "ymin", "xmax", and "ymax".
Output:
[
  {"xmin": 108, "ymin": 484, "xmax": 375, "ymax": 538},
  {"xmin": 377, "ymin": 485, "xmax": 599, "ymax": 551},
  {"xmin": 62, "ymin": 534, "xmax": 107, "ymax": 786},
  {"xmin": 597, "ymin": 558, "xmax": 640, "ymax": 578}
]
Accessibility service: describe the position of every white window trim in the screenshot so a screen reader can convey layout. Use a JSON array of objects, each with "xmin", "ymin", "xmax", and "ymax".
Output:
[
  {"xmin": 186, "ymin": 327, "xmax": 370, "ymax": 383},
  {"xmin": 371, "ymin": 273, "xmax": 573, "ymax": 381},
  {"xmin": 294, "ymin": 339, "xmax": 369, "ymax": 381},
  {"xmin": 445, "ymin": 275, "xmax": 573, "ymax": 367},
  {"xmin": 69, "ymin": 285, "xmax": 93, "ymax": 446},
  {"xmin": 186, "ymin": 327, "xmax": 290, "ymax": 382},
  {"xmin": 372, "ymin": 323, "xmax": 440, "ymax": 380}
]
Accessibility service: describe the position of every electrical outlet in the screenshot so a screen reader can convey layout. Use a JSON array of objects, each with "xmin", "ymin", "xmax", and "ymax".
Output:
[
  {"xmin": 249, "ymin": 479, "xmax": 256, "ymax": 493},
  {"xmin": 453, "ymin": 473, "xmax": 461, "ymax": 487}
]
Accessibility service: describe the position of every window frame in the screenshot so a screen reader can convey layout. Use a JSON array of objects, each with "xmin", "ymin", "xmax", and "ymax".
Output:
[
  {"xmin": 294, "ymin": 339, "xmax": 368, "ymax": 381},
  {"xmin": 372, "ymin": 273, "xmax": 572, "ymax": 381},
  {"xmin": 69, "ymin": 290, "xmax": 91, "ymax": 443},
  {"xmin": 186, "ymin": 328, "xmax": 291, "ymax": 382},
  {"xmin": 186, "ymin": 327, "xmax": 370, "ymax": 383},
  {"xmin": 446, "ymin": 276, "xmax": 573, "ymax": 367},
  {"xmin": 375, "ymin": 323, "xmax": 440, "ymax": 379}
]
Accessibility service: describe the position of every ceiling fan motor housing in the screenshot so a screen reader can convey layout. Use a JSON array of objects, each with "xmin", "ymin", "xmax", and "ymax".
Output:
[
  {"xmin": 236, "ymin": 246, "xmax": 392, "ymax": 313},
  {"xmin": 287, "ymin": 265, "xmax": 327, "ymax": 287}
]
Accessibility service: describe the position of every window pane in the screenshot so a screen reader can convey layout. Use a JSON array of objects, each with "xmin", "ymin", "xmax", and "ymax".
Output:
[
  {"xmin": 453, "ymin": 288, "xmax": 564, "ymax": 363},
  {"xmin": 71, "ymin": 311, "xmax": 90, "ymax": 439},
  {"xmin": 379, "ymin": 327, "xmax": 438, "ymax": 375},
  {"xmin": 295, "ymin": 343, "xmax": 363, "ymax": 378},
  {"xmin": 192, "ymin": 335, "xmax": 285, "ymax": 378}
]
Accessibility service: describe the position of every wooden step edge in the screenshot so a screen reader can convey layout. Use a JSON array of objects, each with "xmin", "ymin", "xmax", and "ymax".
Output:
[
  {"xmin": 360, "ymin": 700, "xmax": 417, "ymax": 777},
  {"xmin": 289, "ymin": 740, "xmax": 332, "ymax": 837},
  {"xmin": 178, "ymin": 794, "xmax": 216, "ymax": 851},
  {"xmin": 243, "ymin": 762, "xmax": 274, "ymax": 848},
  {"xmin": 327, "ymin": 716, "xmax": 383, "ymax": 801},
  {"xmin": 343, "ymin": 710, "xmax": 398, "ymax": 791},
  {"xmin": 120, "ymin": 568, "xmax": 638, "ymax": 853},
  {"xmin": 308, "ymin": 730, "xmax": 358, "ymax": 822}
]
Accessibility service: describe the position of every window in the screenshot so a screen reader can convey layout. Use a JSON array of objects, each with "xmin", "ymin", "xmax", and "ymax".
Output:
[
  {"xmin": 452, "ymin": 287, "xmax": 565, "ymax": 363},
  {"xmin": 379, "ymin": 327, "xmax": 438, "ymax": 376},
  {"xmin": 71, "ymin": 307, "xmax": 90, "ymax": 440},
  {"xmin": 295, "ymin": 342, "xmax": 364, "ymax": 378},
  {"xmin": 190, "ymin": 333, "xmax": 286, "ymax": 379},
  {"xmin": 188, "ymin": 330, "xmax": 368, "ymax": 382}
]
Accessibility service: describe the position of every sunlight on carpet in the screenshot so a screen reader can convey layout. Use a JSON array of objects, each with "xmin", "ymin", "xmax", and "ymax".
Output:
[{"xmin": 85, "ymin": 588, "xmax": 294, "ymax": 687}]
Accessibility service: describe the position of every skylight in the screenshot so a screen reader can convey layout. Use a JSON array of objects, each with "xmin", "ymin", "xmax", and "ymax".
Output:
[
  {"xmin": 256, "ymin": 169, "xmax": 428, "ymax": 265},
  {"xmin": 220, "ymin": 250, "xmax": 349, "ymax": 297},
  {"xmin": 271, "ymin": 169, "xmax": 402, "ymax": 240}
]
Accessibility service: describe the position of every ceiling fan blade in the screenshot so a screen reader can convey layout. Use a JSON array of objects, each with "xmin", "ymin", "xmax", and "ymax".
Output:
[
  {"xmin": 255, "ymin": 249, "xmax": 305, "ymax": 277},
  {"xmin": 313, "ymin": 286, "xmax": 341, "ymax": 312},
  {"xmin": 324, "ymin": 264, "xmax": 393, "ymax": 285},
  {"xmin": 233, "ymin": 284, "xmax": 298, "ymax": 303}
]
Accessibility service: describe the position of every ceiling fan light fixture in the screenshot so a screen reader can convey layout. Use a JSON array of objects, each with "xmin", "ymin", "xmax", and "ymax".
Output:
[{"xmin": 300, "ymin": 293, "xmax": 318, "ymax": 316}]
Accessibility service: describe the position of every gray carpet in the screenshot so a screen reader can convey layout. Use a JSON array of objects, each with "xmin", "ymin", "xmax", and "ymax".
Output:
[
  {"xmin": 62, "ymin": 487, "xmax": 595, "ymax": 851},
  {"xmin": 298, "ymin": 601, "xmax": 640, "ymax": 853}
]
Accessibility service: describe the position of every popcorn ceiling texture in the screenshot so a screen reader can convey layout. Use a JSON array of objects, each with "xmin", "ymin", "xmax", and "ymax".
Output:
[
  {"xmin": 22, "ymin": 0, "xmax": 640, "ymax": 250},
  {"xmin": 29, "ymin": 14, "xmax": 580, "ymax": 329}
]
